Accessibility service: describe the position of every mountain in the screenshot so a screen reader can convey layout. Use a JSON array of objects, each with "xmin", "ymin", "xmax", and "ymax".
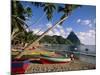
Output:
[
  {"xmin": 39, "ymin": 35, "xmax": 72, "ymax": 45},
  {"xmin": 66, "ymin": 31, "xmax": 81, "ymax": 45}
]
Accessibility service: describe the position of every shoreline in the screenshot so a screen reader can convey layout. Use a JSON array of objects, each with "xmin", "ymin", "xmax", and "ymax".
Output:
[
  {"xmin": 11, "ymin": 49, "xmax": 96, "ymax": 74},
  {"xmin": 25, "ymin": 59, "xmax": 96, "ymax": 73}
]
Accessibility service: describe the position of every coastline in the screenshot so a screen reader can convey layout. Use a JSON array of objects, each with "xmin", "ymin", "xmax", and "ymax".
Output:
[
  {"xmin": 11, "ymin": 49, "xmax": 96, "ymax": 74},
  {"xmin": 25, "ymin": 59, "xmax": 96, "ymax": 73}
]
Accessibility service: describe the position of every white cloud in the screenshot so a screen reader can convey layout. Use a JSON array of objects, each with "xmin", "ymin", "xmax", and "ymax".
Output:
[
  {"xmin": 46, "ymin": 23, "xmax": 73, "ymax": 38},
  {"xmin": 32, "ymin": 29, "xmax": 40, "ymax": 34},
  {"xmin": 32, "ymin": 28, "xmax": 44, "ymax": 35},
  {"xmin": 32, "ymin": 26, "xmax": 95, "ymax": 45},
  {"xmin": 26, "ymin": 28, "xmax": 29, "ymax": 32},
  {"xmin": 82, "ymin": 20, "xmax": 91, "ymax": 25},
  {"xmin": 56, "ymin": 25, "xmax": 63, "ymax": 29},
  {"xmin": 93, "ymin": 18, "xmax": 96, "ymax": 24},
  {"xmin": 53, "ymin": 28, "xmax": 60, "ymax": 36},
  {"xmin": 89, "ymin": 29, "xmax": 95, "ymax": 34},
  {"xmin": 46, "ymin": 22, "xmax": 52, "ymax": 28},
  {"xmin": 47, "ymin": 31, "xmax": 54, "ymax": 36},
  {"xmin": 88, "ymin": 24, "xmax": 92, "ymax": 28},
  {"xmin": 56, "ymin": 25, "xmax": 66, "ymax": 38},
  {"xmin": 76, "ymin": 29, "xmax": 95, "ymax": 45},
  {"xmin": 77, "ymin": 19, "xmax": 81, "ymax": 23},
  {"xmin": 66, "ymin": 27, "xmax": 72, "ymax": 32},
  {"xmin": 76, "ymin": 19, "xmax": 95, "ymax": 28}
]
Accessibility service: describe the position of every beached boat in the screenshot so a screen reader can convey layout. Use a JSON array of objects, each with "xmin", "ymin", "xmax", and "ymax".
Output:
[
  {"xmin": 40, "ymin": 54, "xmax": 71, "ymax": 63},
  {"xmin": 41, "ymin": 56, "xmax": 71, "ymax": 63},
  {"xmin": 12, "ymin": 61, "xmax": 30, "ymax": 74}
]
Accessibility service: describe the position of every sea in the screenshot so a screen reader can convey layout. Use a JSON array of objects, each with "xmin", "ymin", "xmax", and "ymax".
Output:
[{"xmin": 41, "ymin": 44, "xmax": 96, "ymax": 64}]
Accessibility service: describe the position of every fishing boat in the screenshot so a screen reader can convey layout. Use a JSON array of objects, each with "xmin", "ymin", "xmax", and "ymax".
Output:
[
  {"xmin": 41, "ymin": 56, "xmax": 71, "ymax": 62},
  {"xmin": 12, "ymin": 61, "xmax": 30, "ymax": 74},
  {"xmin": 39, "ymin": 54, "xmax": 71, "ymax": 64}
]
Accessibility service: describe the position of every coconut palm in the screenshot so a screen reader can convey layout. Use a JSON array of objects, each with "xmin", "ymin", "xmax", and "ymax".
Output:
[
  {"xmin": 42, "ymin": 3, "xmax": 56, "ymax": 20},
  {"xmin": 24, "ymin": 4, "xmax": 81, "ymax": 50},
  {"xmin": 33, "ymin": 2, "xmax": 56, "ymax": 20},
  {"xmin": 15, "ymin": 3, "xmax": 81, "ymax": 58},
  {"xmin": 11, "ymin": 0, "xmax": 32, "ymax": 40}
]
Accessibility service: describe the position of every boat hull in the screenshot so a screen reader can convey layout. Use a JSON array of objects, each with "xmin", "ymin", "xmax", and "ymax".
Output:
[{"xmin": 40, "ymin": 57, "xmax": 71, "ymax": 64}]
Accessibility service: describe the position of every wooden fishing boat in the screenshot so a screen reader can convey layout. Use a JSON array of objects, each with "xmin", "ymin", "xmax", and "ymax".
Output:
[
  {"xmin": 12, "ymin": 61, "xmax": 29, "ymax": 74},
  {"xmin": 39, "ymin": 54, "xmax": 71, "ymax": 64},
  {"xmin": 41, "ymin": 56, "xmax": 71, "ymax": 63}
]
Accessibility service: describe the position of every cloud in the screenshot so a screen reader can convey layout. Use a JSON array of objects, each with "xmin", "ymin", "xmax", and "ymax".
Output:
[
  {"xmin": 77, "ymin": 19, "xmax": 81, "ymax": 23},
  {"xmin": 33, "ymin": 23, "xmax": 69, "ymax": 38},
  {"xmin": 56, "ymin": 25, "xmax": 63, "ymax": 29},
  {"xmin": 47, "ymin": 31, "xmax": 54, "ymax": 36},
  {"xmin": 76, "ymin": 19, "xmax": 95, "ymax": 28},
  {"xmin": 32, "ymin": 29, "xmax": 40, "ymax": 34},
  {"xmin": 78, "ymin": 19, "xmax": 91, "ymax": 25},
  {"xmin": 76, "ymin": 29, "xmax": 95, "ymax": 45},
  {"xmin": 66, "ymin": 27, "xmax": 73, "ymax": 32},
  {"xmin": 46, "ymin": 23, "xmax": 73, "ymax": 38},
  {"xmin": 53, "ymin": 28, "xmax": 61, "ymax": 36},
  {"xmin": 82, "ymin": 20, "xmax": 91, "ymax": 25},
  {"xmin": 32, "ymin": 28, "xmax": 44, "ymax": 35},
  {"xmin": 88, "ymin": 24, "xmax": 92, "ymax": 28},
  {"xmin": 93, "ymin": 18, "xmax": 96, "ymax": 24},
  {"xmin": 32, "ymin": 24, "xmax": 95, "ymax": 45},
  {"xmin": 57, "ymin": 25, "xmax": 65, "ymax": 36},
  {"xmin": 56, "ymin": 25, "xmax": 71, "ymax": 38},
  {"xmin": 46, "ymin": 22, "xmax": 52, "ymax": 28}
]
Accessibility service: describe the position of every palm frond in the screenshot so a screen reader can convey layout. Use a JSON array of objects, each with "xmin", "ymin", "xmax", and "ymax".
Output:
[
  {"xmin": 59, "ymin": 14, "xmax": 67, "ymax": 25},
  {"xmin": 58, "ymin": 6, "xmax": 64, "ymax": 12}
]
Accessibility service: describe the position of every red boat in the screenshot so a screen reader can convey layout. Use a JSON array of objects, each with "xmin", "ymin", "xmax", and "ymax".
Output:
[{"xmin": 12, "ymin": 61, "xmax": 30, "ymax": 74}]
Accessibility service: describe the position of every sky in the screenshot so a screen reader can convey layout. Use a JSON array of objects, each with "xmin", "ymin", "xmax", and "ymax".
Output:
[{"xmin": 21, "ymin": 1, "xmax": 96, "ymax": 45}]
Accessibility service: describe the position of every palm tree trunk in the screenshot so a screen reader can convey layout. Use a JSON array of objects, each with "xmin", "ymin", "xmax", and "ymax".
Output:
[
  {"xmin": 11, "ymin": 31, "xmax": 24, "ymax": 41},
  {"xmin": 13, "ymin": 0, "xmax": 17, "ymax": 15},
  {"xmin": 11, "ymin": 28, "xmax": 19, "ymax": 40},
  {"xmin": 24, "ymin": 15, "xmax": 69, "ymax": 50}
]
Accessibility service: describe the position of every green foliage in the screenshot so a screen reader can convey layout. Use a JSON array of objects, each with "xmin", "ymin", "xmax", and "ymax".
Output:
[
  {"xmin": 33, "ymin": 2, "xmax": 56, "ymax": 20},
  {"xmin": 11, "ymin": 1, "xmax": 32, "ymax": 41},
  {"xmin": 11, "ymin": 1, "xmax": 81, "ymax": 47},
  {"xmin": 58, "ymin": 4, "xmax": 81, "ymax": 25},
  {"xmin": 39, "ymin": 31, "xmax": 81, "ymax": 45},
  {"xmin": 39, "ymin": 35, "xmax": 73, "ymax": 45},
  {"xmin": 12, "ymin": 1, "xmax": 32, "ymax": 20}
]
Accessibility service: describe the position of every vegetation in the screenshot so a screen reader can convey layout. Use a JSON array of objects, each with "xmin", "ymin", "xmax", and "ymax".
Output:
[
  {"xmin": 24, "ymin": 3, "xmax": 81, "ymax": 49},
  {"xmin": 11, "ymin": 0, "xmax": 81, "ymax": 50},
  {"xmin": 12, "ymin": 31, "xmax": 81, "ymax": 45},
  {"xmin": 39, "ymin": 31, "xmax": 80, "ymax": 45},
  {"xmin": 11, "ymin": 1, "xmax": 31, "ymax": 48}
]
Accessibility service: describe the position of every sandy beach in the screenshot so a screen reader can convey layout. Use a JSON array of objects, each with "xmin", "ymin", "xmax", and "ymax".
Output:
[
  {"xmin": 25, "ymin": 60, "xmax": 95, "ymax": 74},
  {"xmin": 11, "ymin": 49, "xmax": 96, "ymax": 74}
]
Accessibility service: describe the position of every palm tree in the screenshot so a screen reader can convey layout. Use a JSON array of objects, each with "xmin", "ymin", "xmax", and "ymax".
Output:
[
  {"xmin": 24, "ymin": 4, "xmax": 81, "ymax": 50},
  {"xmin": 33, "ymin": 2, "xmax": 56, "ymax": 20},
  {"xmin": 11, "ymin": 0, "xmax": 32, "ymax": 41},
  {"xmin": 42, "ymin": 3, "xmax": 56, "ymax": 20},
  {"xmin": 15, "ymin": 3, "xmax": 81, "ymax": 58}
]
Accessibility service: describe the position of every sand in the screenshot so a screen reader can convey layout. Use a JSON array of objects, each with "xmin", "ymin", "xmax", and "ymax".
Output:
[
  {"xmin": 25, "ymin": 60, "xmax": 95, "ymax": 74},
  {"xmin": 11, "ymin": 49, "xmax": 96, "ymax": 74}
]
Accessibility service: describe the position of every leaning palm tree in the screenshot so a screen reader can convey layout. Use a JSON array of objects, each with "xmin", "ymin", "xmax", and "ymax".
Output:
[
  {"xmin": 11, "ymin": 0, "xmax": 32, "ymax": 41},
  {"xmin": 15, "ymin": 3, "xmax": 81, "ymax": 59},
  {"xmin": 24, "ymin": 4, "xmax": 81, "ymax": 50}
]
